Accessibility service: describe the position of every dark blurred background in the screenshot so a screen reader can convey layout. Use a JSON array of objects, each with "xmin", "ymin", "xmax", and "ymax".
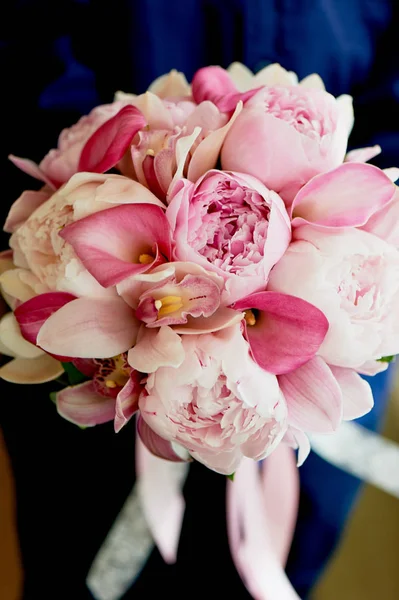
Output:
[{"xmin": 1, "ymin": 1, "xmax": 399, "ymax": 599}]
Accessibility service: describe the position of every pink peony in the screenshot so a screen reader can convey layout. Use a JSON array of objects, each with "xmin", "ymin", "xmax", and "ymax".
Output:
[
  {"xmin": 9, "ymin": 173, "xmax": 165, "ymax": 297},
  {"xmin": 268, "ymin": 225, "xmax": 399, "ymax": 368},
  {"xmin": 221, "ymin": 86, "xmax": 353, "ymax": 203},
  {"xmin": 166, "ymin": 170, "xmax": 291, "ymax": 303},
  {"xmin": 139, "ymin": 325, "xmax": 287, "ymax": 474}
]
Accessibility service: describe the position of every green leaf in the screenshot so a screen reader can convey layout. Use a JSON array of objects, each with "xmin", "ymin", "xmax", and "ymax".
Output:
[
  {"xmin": 377, "ymin": 355, "xmax": 396, "ymax": 364},
  {"xmin": 227, "ymin": 472, "xmax": 235, "ymax": 482},
  {"xmin": 62, "ymin": 362, "xmax": 87, "ymax": 385},
  {"xmin": 49, "ymin": 391, "xmax": 58, "ymax": 404}
]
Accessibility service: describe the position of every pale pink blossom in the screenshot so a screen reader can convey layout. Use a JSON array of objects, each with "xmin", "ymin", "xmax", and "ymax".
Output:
[
  {"xmin": 268, "ymin": 225, "xmax": 399, "ymax": 368},
  {"xmin": 166, "ymin": 170, "xmax": 291, "ymax": 303},
  {"xmin": 221, "ymin": 85, "xmax": 353, "ymax": 203},
  {"xmin": 9, "ymin": 173, "xmax": 164, "ymax": 297},
  {"xmin": 139, "ymin": 325, "xmax": 288, "ymax": 474}
]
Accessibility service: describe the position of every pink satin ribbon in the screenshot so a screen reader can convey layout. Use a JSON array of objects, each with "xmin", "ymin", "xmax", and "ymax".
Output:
[
  {"xmin": 227, "ymin": 447, "xmax": 300, "ymax": 599},
  {"xmin": 136, "ymin": 440, "xmax": 300, "ymax": 598}
]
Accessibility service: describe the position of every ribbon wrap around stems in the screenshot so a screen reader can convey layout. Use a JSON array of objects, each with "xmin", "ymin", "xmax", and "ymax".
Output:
[
  {"xmin": 136, "ymin": 438, "xmax": 300, "ymax": 599},
  {"xmin": 227, "ymin": 448, "xmax": 300, "ymax": 600}
]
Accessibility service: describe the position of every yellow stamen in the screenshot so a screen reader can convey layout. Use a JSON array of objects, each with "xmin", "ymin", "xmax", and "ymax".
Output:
[
  {"xmin": 157, "ymin": 295, "xmax": 184, "ymax": 317},
  {"xmin": 146, "ymin": 148, "xmax": 155, "ymax": 157},
  {"xmin": 244, "ymin": 310, "xmax": 256, "ymax": 326},
  {"xmin": 105, "ymin": 379, "xmax": 117, "ymax": 388},
  {"xmin": 139, "ymin": 253, "xmax": 154, "ymax": 264}
]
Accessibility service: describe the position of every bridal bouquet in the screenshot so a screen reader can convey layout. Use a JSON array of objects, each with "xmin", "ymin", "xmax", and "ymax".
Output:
[{"xmin": 1, "ymin": 62, "xmax": 398, "ymax": 479}]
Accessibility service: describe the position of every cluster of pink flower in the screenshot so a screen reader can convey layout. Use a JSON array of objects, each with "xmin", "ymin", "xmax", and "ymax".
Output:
[{"xmin": 1, "ymin": 63, "xmax": 398, "ymax": 475}]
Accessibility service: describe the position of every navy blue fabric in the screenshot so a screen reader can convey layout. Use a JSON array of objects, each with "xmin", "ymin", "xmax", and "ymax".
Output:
[{"xmin": 0, "ymin": 1, "xmax": 398, "ymax": 599}]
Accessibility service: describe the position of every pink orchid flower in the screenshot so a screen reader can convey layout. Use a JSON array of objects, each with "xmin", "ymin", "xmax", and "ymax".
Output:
[
  {"xmin": 119, "ymin": 261, "xmax": 243, "ymax": 334},
  {"xmin": 60, "ymin": 203, "xmax": 172, "ymax": 288},
  {"xmin": 56, "ymin": 356, "xmax": 143, "ymax": 432},
  {"xmin": 233, "ymin": 291, "xmax": 329, "ymax": 374},
  {"xmin": 119, "ymin": 98, "xmax": 241, "ymax": 201}
]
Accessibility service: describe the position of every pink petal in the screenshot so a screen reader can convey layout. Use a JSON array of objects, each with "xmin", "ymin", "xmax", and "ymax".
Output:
[
  {"xmin": 72, "ymin": 358, "xmax": 97, "ymax": 377},
  {"xmin": 8, "ymin": 155, "xmax": 57, "ymax": 189},
  {"xmin": 57, "ymin": 380, "xmax": 115, "ymax": 426},
  {"xmin": 14, "ymin": 292, "xmax": 76, "ymax": 346},
  {"xmin": 329, "ymin": 366, "xmax": 374, "ymax": 420},
  {"xmin": 187, "ymin": 102, "xmax": 242, "ymax": 183},
  {"xmin": 142, "ymin": 153, "xmax": 167, "ymax": 199},
  {"xmin": 283, "ymin": 427, "xmax": 311, "ymax": 466},
  {"xmin": 0, "ymin": 354, "xmax": 64, "ymax": 384},
  {"xmin": 191, "ymin": 66, "xmax": 260, "ymax": 112},
  {"xmin": 128, "ymin": 326, "xmax": 184, "ymax": 373},
  {"xmin": 234, "ymin": 292, "xmax": 329, "ymax": 375},
  {"xmin": 361, "ymin": 187, "xmax": 399, "ymax": 247},
  {"xmin": 60, "ymin": 203, "xmax": 172, "ymax": 287},
  {"xmin": 114, "ymin": 371, "xmax": 142, "ymax": 432},
  {"xmin": 291, "ymin": 163, "xmax": 395, "ymax": 228},
  {"xmin": 136, "ymin": 274, "xmax": 221, "ymax": 327},
  {"xmin": 137, "ymin": 416, "xmax": 186, "ymax": 462},
  {"xmin": 90, "ymin": 175, "xmax": 167, "ymax": 209},
  {"xmin": 345, "ymin": 145, "xmax": 381, "ymax": 163},
  {"xmin": 279, "ymin": 357, "xmax": 343, "ymax": 433},
  {"xmin": 4, "ymin": 189, "xmax": 51, "ymax": 233},
  {"xmin": 173, "ymin": 307, "xmax": 243, "ymax": 334},
  {"xmin": 37, "ymin": 297, "xmax": 139, "ymax": 358},
  {"xmin": 78, "ymin": 105, "xmax": 146, "ymax": 174}
]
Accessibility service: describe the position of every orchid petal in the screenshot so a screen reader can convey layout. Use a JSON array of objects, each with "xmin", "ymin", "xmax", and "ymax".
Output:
[
  {"xmin": 60, "ymin": 203, "xmax": 171, "ymax": 287},
  {"xmin": 284, "ymin": 427, "xmax": 311, "ymax": 466},
  {"xmin": 90, "ymin": 175, "xmax": 166, "ymax": 209},
  {"xmin": 0, "ymin": 313, "xmax": 43, "ymax": 359},
  {"xmin": 137, "ymin": 416, "xmax": 186, "ymax": 462},
  {"xmin": 14, "ymin": 292, "xmax": 76, "ymax": 346},
  {"xmin": 8, "ymin": 155, "xmax": 57, "ymax": 189},
  {"xmin": 128, "ymin": 326, "xmax": 184, "ymax": 373},
  {"xmin": 291, "ymin": 163, "xmax": 395, "ymax": 228},
  {"xmin": 279, "ymin": 357, "xmax": 343, "ymax": 433},
  {"xmin": 168, "ymin": 127, "xmax": 201, "ymax": 196},
  {"xmin": 0, "ymin": 354, "xmax": 63, "ymax": 384},
  {"xmin": 147, "ymin": 70, "xmax": 191, "ymax": 98},
  {"xmin": 78, "ymin": 105, "xmax": 146, "ymax": 174},
  {"xmin": 191, "ymin": 66, "xmax": 259, "ymax": 112},
  {"xmin": 227, "ymin": 62, "xmax": 255, "ymax": 92},
  {"xmin": 234, "ymin": 292, "xmax": 329, "ymax": 375},
  {"xmin": 299, "ymin": 73, "xmax": 326, "ymax": 90},
  {"xmin": 0, "ymin": 269, "xmax": 37, "ymax": 307},
  {"xmin": 4, "ymin": 189, "xmax": 51, "ymax": 233},
  {"xmin": 57, "ymin": 380, "xmax": 115, "ymax": 426},
  {"xmin": 114, "ymin": 371, "xmax": 142, "ymax": 432},
  {"xmin": 330, "ymin": 366, "xmax": 374, "ymax": 420},
  {"xmin": 187, "ymin": 102, "xmax": 242, "ymax": 183},
  {"xmin": 383, "ymin": 167, "xmax": 399, "ymax": 183},
  {"xmin": 37, "ymin": 297, "xmax": 139, "ymax": 358},
  {"xmin": 345, "ymin": 145, "xmax": 381, "ymax": 163},
  {"xmin": 173, "ymin": 307, "xmax": 243, "ymax": 334},
  {"xmin": 361, "ymin": 187, "xmax": 399, "ymax": 247}
]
